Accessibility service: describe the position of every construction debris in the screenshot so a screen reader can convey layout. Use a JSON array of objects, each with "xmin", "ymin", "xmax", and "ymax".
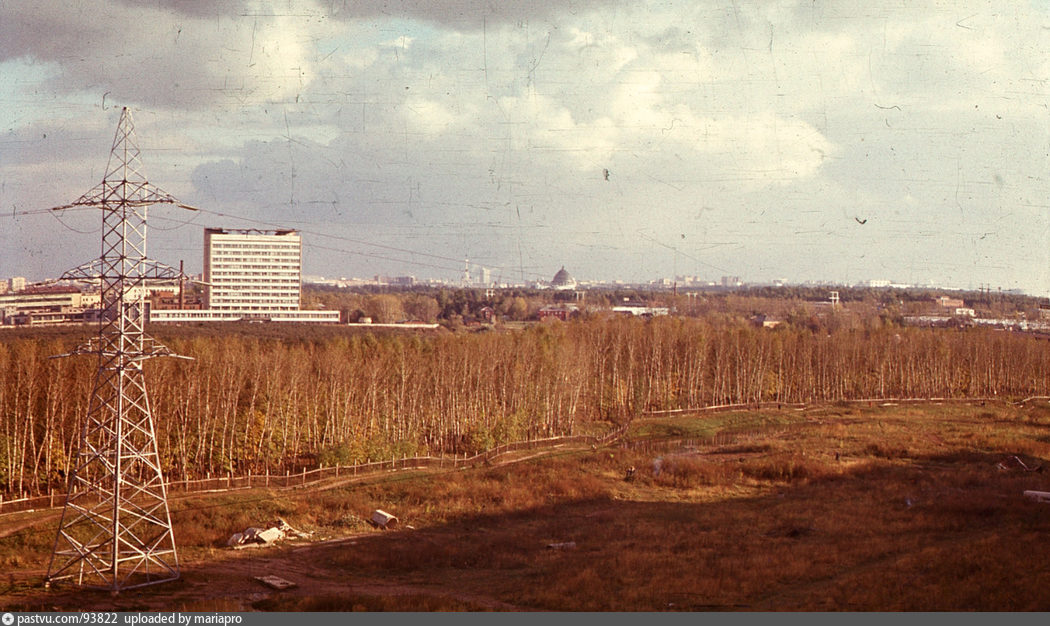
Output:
[
  {"xmin": 228, "ymin": 518, "xmax": 311, "ymax": 549},
  {"xmin": 1023, "ymin": 490, "xmax": 1050, "ymax": 503},
  {"xmin": 370, "ymin": 509, "xmax": 399, "ymax": 529},
  {"xmin": 255, "ymin": 575, "xmax": 297, "ymax": 590},
  {"xmin": 998, "ymin": 456, "xmax": 1042, "ymax": 472}
]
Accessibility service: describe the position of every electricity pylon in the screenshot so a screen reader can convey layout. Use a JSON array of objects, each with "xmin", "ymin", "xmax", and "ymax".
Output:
[{"xmin": 46, "ymin": 107, "xmax": 195, "ymax": 591}]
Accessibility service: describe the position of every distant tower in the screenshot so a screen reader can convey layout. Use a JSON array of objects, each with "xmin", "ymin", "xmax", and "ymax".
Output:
[
  {"xmin": 830, "ymin": 291, "xmax": 840, "ymax": 309},
  {"xmin": 45, "ymin": 108, "xmax": 195, "ymax": 591}
]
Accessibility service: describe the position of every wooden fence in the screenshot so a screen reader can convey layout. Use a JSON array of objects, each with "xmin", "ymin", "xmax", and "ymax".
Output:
[
  {"xmin": 0, "ymin": 425, "xmax": 630, "ymax": 518},
  {"xmin": 0, "ymin": 395, "xmax": 1023, "ymax": 518}
]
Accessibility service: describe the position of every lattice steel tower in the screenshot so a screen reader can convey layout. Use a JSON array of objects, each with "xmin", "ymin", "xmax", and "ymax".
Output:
[{"xmin": 46, "ymin": 107, "xmax": 195, "ymax": 591}]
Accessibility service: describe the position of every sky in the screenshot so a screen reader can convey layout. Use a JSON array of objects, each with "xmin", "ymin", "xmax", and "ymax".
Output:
[{"xmin": 0, "ymin": 1, "xmax": 1048, "ymax": 292}]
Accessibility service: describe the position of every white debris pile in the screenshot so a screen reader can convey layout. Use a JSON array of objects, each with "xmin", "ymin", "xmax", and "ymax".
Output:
[
  {"xmin": 255, "ymin": 575, "xmax": 297, "ymax": 590},
  {"xmin": 1024, "ymin": 490, "xmax": 1050, "ymax": 503},
  {"xmin": 369, "ymin": 509, "xmax": 399, "ymax": 530},
  {"xmin": 228, "ymin": 517, "xmax": 311, "ymax": 549}
]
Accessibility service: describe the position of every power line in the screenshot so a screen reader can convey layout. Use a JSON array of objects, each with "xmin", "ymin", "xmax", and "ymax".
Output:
[
  {"xmin": 310, "ymin": 242, "xmax": 462, "ymax": 273},
  {"xmin": 1, "ymin": 206, "xmax": 96, "ymax": 218},
  {"xmin": 153, "ymin": 207, "xmax": 558, "ymax": 281},
  {"xmin": 190, "ymin": 206, "xmax": 473, "ymax": 266}
]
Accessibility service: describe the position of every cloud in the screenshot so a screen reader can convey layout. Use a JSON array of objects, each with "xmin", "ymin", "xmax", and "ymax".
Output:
[
  {"xmin": 0, "ymin": 1, "xmax": 329, "ymax": 109},
  {"xmin": 321, "ymin": 0, "xmax": 616, "ymax": 28}
]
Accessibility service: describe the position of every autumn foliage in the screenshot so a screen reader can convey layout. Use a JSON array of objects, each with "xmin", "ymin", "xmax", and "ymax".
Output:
[{"xmin": 3, "ymin": 317, "xmax": 1050, "ymax": 495}]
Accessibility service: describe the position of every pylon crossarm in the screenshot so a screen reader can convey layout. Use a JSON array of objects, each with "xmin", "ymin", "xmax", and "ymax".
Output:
[
  {"xmin": 50, "ymin": 339, "xmax": 101, "ymax": 359},
  {"xmin": 132, "ymin": 339, "xmax": 193, "ymax": 362},
  {"xmin": 51, "ymin": 337, "xmax": 193, "ymax": 361},
  {"xmin": 50, "ymin": 199, "xmax": 198, "ymax": 213},
  {"xmin": 60, "ymin": 258, "xmax": 188, "ymax": 283},
  {"xmin": 129, "ymin": 349, "xmax": 194, "ymax": 363}
]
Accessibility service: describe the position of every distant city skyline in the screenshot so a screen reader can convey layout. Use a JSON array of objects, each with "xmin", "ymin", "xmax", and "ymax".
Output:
[{"xmin": 1, "ymin": 2, "xmax": 1048, "ymax": 294}]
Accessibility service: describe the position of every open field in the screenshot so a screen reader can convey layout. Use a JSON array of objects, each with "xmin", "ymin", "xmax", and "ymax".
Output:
[{"xmin": 3, "ymin": 401, "xmax": 1050, "ymax": 611}]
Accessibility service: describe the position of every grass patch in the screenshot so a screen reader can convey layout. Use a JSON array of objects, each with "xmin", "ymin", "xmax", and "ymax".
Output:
[{"xmin": 631, "ymin": 410, "xmax": 801, "ymax": 441}]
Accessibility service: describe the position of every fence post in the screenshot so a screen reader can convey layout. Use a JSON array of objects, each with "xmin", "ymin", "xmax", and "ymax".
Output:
[
  {"xmin": 265, "ymin": 467, "xmax": 270, "ymax": 488},
  {"xmin": 248, "ymin": 470, "xmax": 252, "ymax": 489},
  {"xmin": 227, "ymin": 472, "xmax": 231, "ymax": 489}
]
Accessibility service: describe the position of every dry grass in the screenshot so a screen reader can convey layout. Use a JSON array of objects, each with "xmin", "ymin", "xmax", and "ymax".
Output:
[
  {"xmin": 4, "ymin": 401, "xmax": 1050, "ymax": 611},
  {"xmin": 253, "ymin": 593, "xmax": 494, "ymax": 611}
]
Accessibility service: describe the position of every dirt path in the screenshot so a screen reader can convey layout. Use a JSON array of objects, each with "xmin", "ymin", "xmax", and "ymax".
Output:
[{"xmin": 17, "ymin": 534, "xmax": 523, "ymax": 612}]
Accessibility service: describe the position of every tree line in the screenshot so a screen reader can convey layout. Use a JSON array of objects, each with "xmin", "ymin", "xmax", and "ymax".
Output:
[{"xmin": 3, "ymin": 317, "xmax": 1050, "ymax": 495}]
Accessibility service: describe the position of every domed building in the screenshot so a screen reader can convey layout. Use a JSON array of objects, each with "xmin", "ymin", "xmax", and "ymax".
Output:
[{"xmin": 550, "ymin": 266, "xmax": 577, "ymax": 291}]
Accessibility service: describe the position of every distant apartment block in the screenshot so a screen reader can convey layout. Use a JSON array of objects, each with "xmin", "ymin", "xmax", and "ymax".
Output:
[
  {"xmin": 150, "ymin": 228, "xmax": 339, "ymax": 323},
  {"xmin": 0, "ymin": 285, "xmax": 100, "ymax": 325}
]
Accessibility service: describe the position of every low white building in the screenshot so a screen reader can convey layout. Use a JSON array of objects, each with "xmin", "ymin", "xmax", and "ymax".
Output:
[{"xmin": 150, "ymin": 309, "xmax": 339, "ymax": 323}]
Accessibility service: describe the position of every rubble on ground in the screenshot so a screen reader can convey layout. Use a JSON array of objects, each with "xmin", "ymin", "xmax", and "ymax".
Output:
[
  {"xmin": 228, "ymin": 517, "xmax": 311, "ymax": 549},
  {"xmin": 255, "ymin": 575, "xmax": 297, "ymax": 590},
  {"xmin": 1024, "ymin": 490, "xmax": 1050, "ymax": 503},
  {"xmin": 998, "ymin": 455, "xmax": 1042, "ymax": 472}
]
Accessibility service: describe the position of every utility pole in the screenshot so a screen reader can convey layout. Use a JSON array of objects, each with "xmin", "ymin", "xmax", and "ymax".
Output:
[
  {"xmin": 178, "ymin": 260, "xmax": 185, "ymax": 310},
  {"xmin": 45, "ymin": 107, "xmax": 196, "ymax": 591}
]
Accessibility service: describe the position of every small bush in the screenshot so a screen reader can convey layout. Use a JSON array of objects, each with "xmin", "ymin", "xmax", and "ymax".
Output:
[
  {"xmin": 653, "ymin": 456, "xmax": 729, "ymax": 488},
  {"xmin": 864, "ymin": 443, "xmax": 909, "ymax": 459},
  {"xmin": 739, "ymin": 454, "xmax": 825, "ymax": 482}
]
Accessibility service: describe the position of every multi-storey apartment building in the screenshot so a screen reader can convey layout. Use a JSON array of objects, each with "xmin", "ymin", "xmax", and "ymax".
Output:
[
  {"xmin": 150, "ymin": 227, "xmax": 339, "ymax": 323},
  {"xmin": 203, "ymin": 228, "xmax": 302, "ymax": 313}
]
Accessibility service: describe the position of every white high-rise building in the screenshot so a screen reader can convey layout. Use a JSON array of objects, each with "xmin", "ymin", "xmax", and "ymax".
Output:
[
  {"xmin": 204, "ymin": 228, "xmax": 302, "ymax": 312},
  {"xmin": 149, "ymin": 227, "xmax": 339, "ymax": 323}
]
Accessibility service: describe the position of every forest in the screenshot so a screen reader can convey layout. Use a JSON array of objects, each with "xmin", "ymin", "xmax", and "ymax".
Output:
[{"xmin": 3, "ymin": 309, "xmax": 1050, "ymax": 496}]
